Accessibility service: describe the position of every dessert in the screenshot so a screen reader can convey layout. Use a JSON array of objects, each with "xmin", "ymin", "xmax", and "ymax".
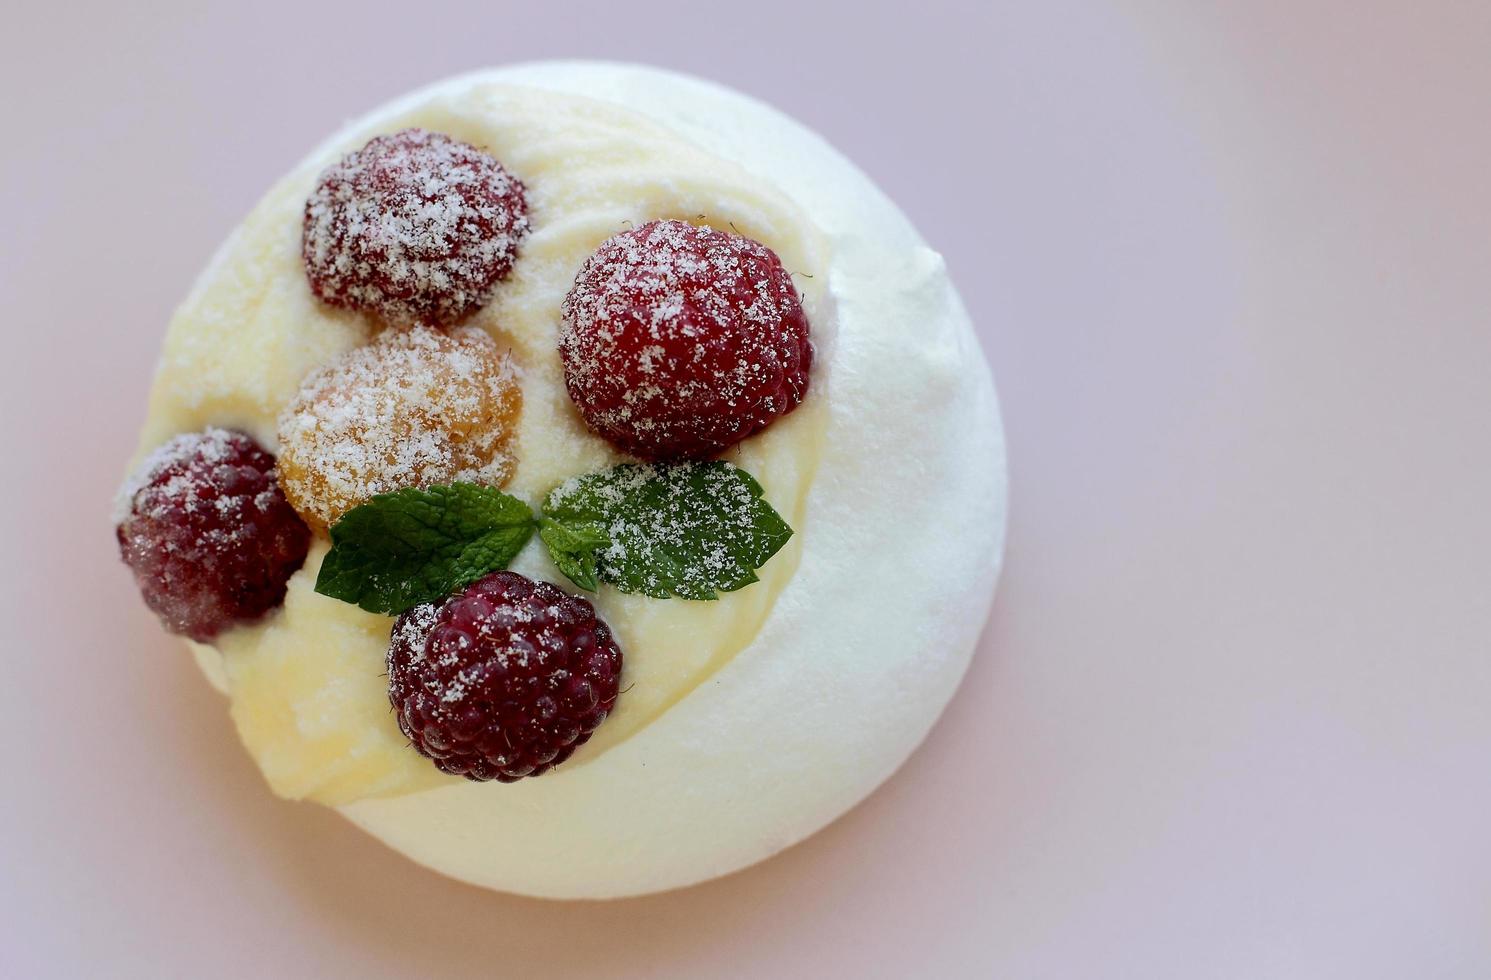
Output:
[{"xmin": 118, "ymin": 61, "xmax": 1007, "ymax": 898}]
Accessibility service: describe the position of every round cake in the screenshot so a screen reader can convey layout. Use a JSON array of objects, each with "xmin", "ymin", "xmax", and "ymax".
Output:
[{"xmin": 117, "ymin": 61, "xmax": 1007, "ymax": 899}]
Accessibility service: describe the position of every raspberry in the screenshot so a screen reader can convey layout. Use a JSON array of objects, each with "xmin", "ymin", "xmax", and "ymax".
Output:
[
  {"xmin": 116, "ymin": 428, "xmax": 310, "ymax": 642},
  {"xmin": 302, "ymin": 128, "xmax": 528, "ymax": 325},
  {"xmin": 277, "ymin": 324, "xmax": 522, "ymax": 530},
  {"xmin": 559, "ymin": 219, "xmax": 813, "ymax": 461},
  {"xmin": 387, "ymin": 572, "xmax": 624, "ymax": 782}
]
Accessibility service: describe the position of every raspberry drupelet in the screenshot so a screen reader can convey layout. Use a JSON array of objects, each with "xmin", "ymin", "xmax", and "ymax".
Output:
[
  {"xmin": 302, "ymin": 128, "xmax": 528, "ymax": 325},
  {"xmin": 276, "ymin": 324, "xmax": 522, "ymax": 531},
  {"xmin": 116, "ymin": 428, "xmax": 311, "ymax": 642},
  {"xmin": 387, "ymin": 571, "xmax": 624, "ymax": 782},
  {"xmin": 559, "ymin": 219, "xmax": 813, "ymax": 461}
]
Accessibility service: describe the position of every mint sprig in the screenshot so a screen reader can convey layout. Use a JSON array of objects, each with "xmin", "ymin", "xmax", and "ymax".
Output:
[
  {"xmin": 314, "ymin": 483, "xmax": 535, "ymax": 614},
  {"xmin": 313, "ymin": 463, "xmax": 794, "ymax": 615},
  {"xmin": 541, "ymin": 462, "xmax": 793, "ymax": 600}
]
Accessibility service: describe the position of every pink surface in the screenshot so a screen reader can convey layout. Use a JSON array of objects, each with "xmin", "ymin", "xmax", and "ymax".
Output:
[{"xmin": 5, "ymin": 2, "xmax": 1490, "ymax": 976}]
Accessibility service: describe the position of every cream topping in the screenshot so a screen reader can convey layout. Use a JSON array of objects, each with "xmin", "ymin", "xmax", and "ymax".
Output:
[{"xmin": 139, "ymin": 81, "xmax": 831, "ymax": 805}]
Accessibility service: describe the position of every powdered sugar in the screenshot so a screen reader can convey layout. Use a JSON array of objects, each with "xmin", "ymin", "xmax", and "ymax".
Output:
[{"xmin": 389, "ymin": 602, "xmax": 439, "ymax": 669}]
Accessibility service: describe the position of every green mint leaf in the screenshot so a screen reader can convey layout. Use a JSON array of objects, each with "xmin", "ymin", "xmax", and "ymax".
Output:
[
  {"xmin": 541, "ymin": 462, "xmax": 793, "ymax": 600},
  {"xmin": 538, "ymin": 518, "xmax": 610, "ymax": 592},
  {"xmin": 314, "ymin": 483, "xmax": 535, "ymax": 614}
]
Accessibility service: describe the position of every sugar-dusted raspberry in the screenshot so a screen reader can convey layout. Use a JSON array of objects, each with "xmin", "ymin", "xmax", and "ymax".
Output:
[
  {"xmin": 559, "ymin": 219, "xmax": 813, "ymax": 461},
  {"xmin": 277, "ymin": 324, "xmax": 522, "ymax": 530},
  {"xmin": 388, "ymin": 571, "xmax": 624, "ymax": 782},
  {"xmin": 302, "ymin": 128, "xmax": 528, "ymax": 325},
  {"xmin": 116, "ymin": 428, "xmax": 310, "ymax": 642}
]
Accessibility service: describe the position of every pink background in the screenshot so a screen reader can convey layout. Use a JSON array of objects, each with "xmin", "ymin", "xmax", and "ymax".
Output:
[{"xmin": 4, "ymin": 2, "xmax": 1489, "ymax": 976}]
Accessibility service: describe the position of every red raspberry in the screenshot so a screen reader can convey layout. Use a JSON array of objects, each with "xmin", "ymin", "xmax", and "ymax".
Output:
[
  {"xmin": 116, "ymin": 429, "xmax": 311, "ymax": 642},
  {"xmin": 388, "ymin": 571, "xmax": 624, "ymax": 782},
  {"xmin": 302, "ymin": 128, "xmax": 528, "ymax": 325},
  {"xmin": 559, "ymin": 219, "xmax": 813, "ymax": 460}
]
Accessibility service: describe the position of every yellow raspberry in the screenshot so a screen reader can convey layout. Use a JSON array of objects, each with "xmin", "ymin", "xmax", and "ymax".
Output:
[{"xmin": 278, "ymin": 324, "xmax": 522, "ymax": 530}]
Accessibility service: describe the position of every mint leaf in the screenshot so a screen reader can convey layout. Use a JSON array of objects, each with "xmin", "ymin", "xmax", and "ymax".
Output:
[
  {"xmin": 315, "ymin": 483, "xmax": 535, "ymax": 614},
  {"xmin": 538, "ymin": 518, "xmax": 610, "ymax": 592},
  {"xmin": 541, "ymin": 462, "xmax": 793, "ymax": 599}
]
